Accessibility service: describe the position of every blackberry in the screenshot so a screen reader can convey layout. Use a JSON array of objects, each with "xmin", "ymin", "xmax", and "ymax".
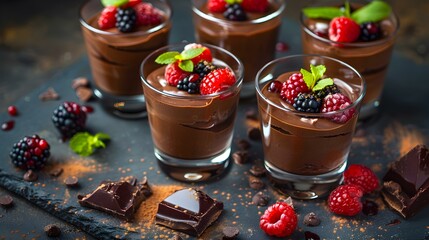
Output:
[
  {"xmin": 194, "ymin": 61, "xmax": 217, "ymax": 79},
  {"xmin": 9, "ymin": 135, "xmax": 50, "ymax": 170},
  {"xmin": 314, "ymin": 84, "xmax": 341, "ymax": 99},
  {"xmin": 224, "ymin": 3, "xmax": 247, "ymax": 21},
  {"xmin": 116, "ymin": 8, "xmax": 137, "ymax": 33},
  {"xmin": 177, "ymin": 74, "xmax": 201, "ymax": 94},
  {"xmin": 52, "ymin": 102, "xmax": 87, "ymax": 138},
  {"xmin": 360, "ymin": 22, "xmax": 381, "ymax": 41},
  {"xmin": 293, "ymin": 93, "xmax": 322, "ymax": 113}
]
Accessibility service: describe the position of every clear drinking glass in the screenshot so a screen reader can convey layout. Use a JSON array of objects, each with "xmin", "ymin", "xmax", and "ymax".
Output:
[
  {"xmin": 300, "ymin": 0, "xmax": 399, "ymax": 118},
  {"xmin": 80, "ymin": 0, "xmax": 171, "ymax": 118},
  {"xmin": 192, "ymin": 0, "xmax": 285, "ymax": 98},
  {"xmin": 141, "ymin": 43, "xmax": 243, "ymax": 182},
  {"xmin": 255, "ymin": 55, "xmax": 366, "ymax": 199}
]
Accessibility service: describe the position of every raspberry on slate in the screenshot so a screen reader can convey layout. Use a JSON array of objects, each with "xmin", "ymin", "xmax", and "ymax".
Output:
[
  {"xmin": 329, "ymin": 16, "xmax": 361, "ymax": 43},
  {"xmin": 116, "ymin": 7, "xmax": 137, "ymax": 32},
  {"xmin": 279, "ymin": 73, "xmax": 310, "ymax": 104},
  {"xmin": 241, "ymin": 0, "xmax": 269, "ymax": 13},
  {"xmin": 360, "ymin": 22, "xmax": 381, "ymax": 41},
  {"xmin": 321, "ymin": 93, "xmax": 355, "ymax": 123},
  {"xmin": 52, "ymin": 102, "xmax": 87, "ymax": 139},
  {"xmin": 208, "ymin": 0, "xmax": 227, "ymax": 13},
  {"xmin": 7, "ymin": 105, "xmax": 18, "ymax": 116},
  {"xmin": 98, "ymin": 6, "xmax": 117, "ymax": 30},
  {"xmin": 328, "ymin": 184, "xmax": 363, "ymax": 216},
  {"xmin": 134, "ymin": 2, "xmax": 162, "ymax": 26},
  {"xmin": 165, "ymin": 62, "xmax": 190, "ymax": 87},
  {"xmin": 200, "ymin": 68, "xmax": 236, "ymax": 95},
  {"xmin": 224, "ymin": 3, "xmax": 248, "ymax": 21},
  {"xmin": 343, "ymin": 164, "xmax": 379, "ymax": 194},
  {"xmin": 259, "ymin": 201, "xmax": 297, "ymax": 237},
  {"xmin": 9, "ymin": 135, "xmax": 50, "ymax": 170},
  {"xmin": 293, "ymin": 92, "xmax": 322, "ymax": 113}
]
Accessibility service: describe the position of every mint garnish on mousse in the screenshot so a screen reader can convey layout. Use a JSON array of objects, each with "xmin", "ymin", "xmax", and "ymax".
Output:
[
  {"xmin": 155, "ymin": 48, "xmax": 205, "ymax": 72},
  {"xmin": 301, "ymin": 64, "xmax": 333, "ymax": 91}
]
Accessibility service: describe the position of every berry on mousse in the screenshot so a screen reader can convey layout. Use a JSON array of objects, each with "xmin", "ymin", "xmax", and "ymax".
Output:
[
  {"xmin": 9, "ymin": 135, "xmax": 50, "ymax": 170},
  {"xmin": 207, "ymin": 0, "xmax": 269, "ymax": 21}
]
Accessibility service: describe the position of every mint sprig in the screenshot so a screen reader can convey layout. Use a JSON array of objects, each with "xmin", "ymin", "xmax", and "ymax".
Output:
[
  {"xmin": 301, "ymin": 64, "xmax": 333, "ymax": 91},
  {"xmin": 69, "ymin": 132, "xmax": 110, "ymax": 157},
  {"xmin": 302, "ymin": 1, "xmax": 391, "ymax": 24},
  {"xmin": 101, "ymin": 0, "xmax": 128, "ymax": 7},
  {"xmin": 155, "ymin": 48, "xmax": 205, "ymax": 72}
]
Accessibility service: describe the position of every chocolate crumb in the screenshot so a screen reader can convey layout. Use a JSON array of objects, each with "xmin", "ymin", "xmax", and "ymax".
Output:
[
  {"xmin": 247, "ymin": 127, "xmax": 261, "ymax": 141},
  {"xmin": 362, "ymin": 199, "xmax": 378, "ymax": 216},
  {"xmin": 44, "ymin": 224, "xmax": 61, "ymax": 237},
  {"xmin": 304, "ymin": 231, "xmax": 320, "ymax": 240},
  {"xmin": 49, "ymin": 168, "xmax": 63, "ymax": 177},
  {"xmin": 303, "ymin": 212, "xmax": 321, "ymax": 226},
  {"xmin": 232, "ymin": 151, "xmax": 248, "ymax": 164},
  {"xmin": 249, "ymin": 165, "xmax": 266, "ymax": 177},
  {"xmin": 0, "ymin": 195, "xmax": 14, "ymax": 208},
  {"xmin": 72, "ymin": 77, "xmax": 89, "ymax": 89},
  {"xmin": 245, "ymin": 109, "xmax": 258, "ymax": 120},
  {"xmin": 248, "ymin": 176, "xmax": 264, "ymax": 190},
  {"xmin": 386, "ymin": 218, "xmax": 401, "ymax": 226},
  {"xmin": 39, "ymin": 87, "xmax": 60, "ymax": 101},
  {"xmin": 64, "ymin": 176, "xmax": 79, "ymax": 187},
  {"xmin": 76, "ymin": 87, "xmax": 93, "ymax": 102},
  {"xmin": 237, "ymin": 139, "xmax": 250, "ymax": 150},
  {"xmin": 169, "ymin": 234, "xmax": 183, "ymax": 240},
  {"xmin": 222, "ymin": 226, "xmax": 239, "ymax": 239},
  {"xmin": 252, "ymin": 192, "xmax": 269, "ymax": 206},
  {"xmin": 23, "ymin": 170, "xmax": 38, "ymax": 182}
]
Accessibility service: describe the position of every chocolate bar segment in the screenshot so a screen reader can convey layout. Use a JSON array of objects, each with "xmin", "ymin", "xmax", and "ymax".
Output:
[
  {"xmin": 78, "ymin": 177, "xmax": 152, "ymax": 220},
  {"xmin": 382, "ymin": 145, "xmax": 429, "ymax": 218},
  {"xmin": 156, "ymin": 188, "xmax": 223, "ymax": 236}
]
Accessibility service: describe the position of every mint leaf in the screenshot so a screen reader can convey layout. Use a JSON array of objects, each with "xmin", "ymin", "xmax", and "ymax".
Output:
[
  {"xmin": 181, "ymin": 48, "xmax": 205, "ymax": 60},
  {"xmin": 302, "ymin": 7, "xmax": 343, "ymax": 20},
  {"xmin": 69, "ymin": 132, "xmax": 110, "ymax": 156},
  {"xmin": 155, "ymin": 51, "xmax": 181, "ymax": 65},
  {"xmin": 101, "ymin": 0, "xmax": 128, "ymax": 7},
  {"xmin": 178, "ymin": 60, "xmax": 194, "ymax": 72},
  {"xmin": 313, "ymin": 78, "xmax": 334, "ymax": 91},
  {"xmin": 351, "ymin": 1, "xmax": 391, "ymax": 24},
  {"xmin": 310, "ymin": 65, "xmax": 326, "ymax": 82},
  {"xmin": 301, "ymin": 68, "xmax": 315, "ymax": 89},
  {"xmin": 95, "ymin": 133, "xmax": 110, "ymax": 140}
]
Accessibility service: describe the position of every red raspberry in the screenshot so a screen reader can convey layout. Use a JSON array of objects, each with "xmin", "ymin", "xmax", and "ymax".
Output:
[
  {"xmin": 165, "ymin": 62, "xmax": 189, "ymax": 87},
  {"xmin": 344, "ymin": 164, "xmax": 379, "ymax": 194},
  {"xmin": 200, "ymin": 68, "xmax": 236, "ymax": 95},
  {"xmin": 207, "ymin": 0, "xmax": 227, "ymax": 13},
  {"xmin": 242, "ymin": 0, "xmax": 269, "ymax": 13},
  {"xmin": 7, "ymin": 105, "xmax": 18, "ymax": 116},
  {"xmin": 124, "ymin": 0, "xmax": 141, "ymax": 8},
  {"xmin": 259, "ymin": 201, "xmax": 297, "ymax": 237},
  {"xmin": 328, "ymin": 185, "xmax": 363, "ymax": 216},
  {"xmin": 184, "ymin": 43, "xmax": 213, "ymax": 65},
  {"xmin": 279, "ymin": 73, "xmax": 309, "ymax": 104},
  {"xmin": 98, "ymin": 6, "xmax": 117, "ymax": 30},
  {"xmin": 321, "ymin": 93, "xmax": 355, "ymax": 123},
  {"xmin": 134, "ymin": 2, "xmax": 162, "ymax": 26},
  {"xmin": 329, "ymin": 17, "xmax": 360, "ymax": 43}
]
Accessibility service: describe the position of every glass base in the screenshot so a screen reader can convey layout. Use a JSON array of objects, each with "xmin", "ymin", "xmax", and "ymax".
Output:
[
  {"xmin": 155, "ymin": 147, "xmax": 231, "ymax": 182},
  {"xmin": 265, "ymin": 161, "xmax": 347, "ymax": 199},
  {"xmin": 94, "ymin": 89, "xmax": 147, "ymax": 119},
  {"xmin": 359, "ymin": 99, "xmax": 380, "ymax": 120}
]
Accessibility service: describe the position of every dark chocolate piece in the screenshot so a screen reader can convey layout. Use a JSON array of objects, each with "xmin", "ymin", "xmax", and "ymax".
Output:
[
  {"xmin": 303, "ymin": 212, "xmax": 321, "ymax": 226},
  {"xmin": 39, "ymin": 87, "xmax": 60, "ymax": 101},
  {"xmin": 236, "ymin": 139, "xmax": 250, "ymax": 150},
  {"xmin": 252, "ymin": 192, "xmax": 269, "ymax": 206},
  {"xmin": 44, "ymin": 224, "xmax": 61, "ymax": 237},
  {"xmin": 72, "ymin": 77, "xmax": 90, "ymax": 89},
  {"xmin": 23, "ymin": 170, "xmax": 38, "ymax": 182},
  {"xmin": 78, "ymin": 177, "xmax": 152, "ymax": 220},
  {"xmin": 305, "ymin": 231, "xmax": 320, "ymax": 240},
  {"xmin": 76, "ymin": 87, "xmax": 93, "ymax": 102},
  {"xmin": 0, "ymin": 195, "xmax": 14, "ymax": 208},
  {"xmin": 222, "ymin": 226, "xmax": 239, "ymax": 239},
  {"xmin": 156, "ymin": 188, "xmax": 223, "ymax": 237},
  {"xmin": 249, "ymin": 165, "xmax": 266, "ymax": 177},
  {"xmin": 247, "ymin": 127, "xmax": 261, "ymax": 141},
  {"xmin": 49, "ymin": 168, "xmax": 63, "ymax": 177},
  {"xmin": 382, "ymin": 144, "xmax": 429, "ymax": 218},
  {"xmin": 362, "ymin": 200, "xmax": 378, "ymax": 216},
  {"xmin": 232, "ymin": 151, "xmax": 248, "ymax": 165},
  {"xmin": 248, "ymin": 176, "xmax": 264, "ymax": 190},
  {"xmin": 64, "ymin": 176, "xmax": 79, "ymax": 187}
]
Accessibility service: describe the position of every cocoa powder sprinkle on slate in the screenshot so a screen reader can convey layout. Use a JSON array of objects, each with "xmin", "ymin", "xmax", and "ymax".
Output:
[
  {"xmin": 222, "ymin": 226, "xmax": 239, "ymax": 239},
  {"xmin": 23, "ymin": 170, "xmax": 38, "ymax": 182},
  {"xmin": 0, "ymin": 195, "xmax": 14, "ymax": 208},
  {"xmin": 303, "ymin": 212, "xmax": 321, "ymax": 226},
  {"xmin": 44, "ymin": 224, "xmax": 61, "ymax": 237},
  {"xmin": 252, "ymin": 191, "xmax": 269, "ymax": 206}
]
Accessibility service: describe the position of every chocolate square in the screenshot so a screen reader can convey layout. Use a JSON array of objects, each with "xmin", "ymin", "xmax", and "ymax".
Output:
[{"xmin": 382, "ymin": 145, "xmax": 429, "ymax": 218}]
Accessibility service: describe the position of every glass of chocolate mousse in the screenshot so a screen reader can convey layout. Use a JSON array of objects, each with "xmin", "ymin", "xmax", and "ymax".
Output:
[
  {"xmin": 80, "ymin": 0, "xmax": 171, "ymax": 118},
  {"xmin": 300, "ymin": 0, "xmax": 399, "ymax": 118},
  {"xmin": 192, "ymin": 0, "xmax": 285, "ymax": 98},
  {"xmin": 141, "ymin": 43, "xmax": 243, "ymax": 182},
  {"xmin": 255, "ymin": 55, "xmax": 366, "ymax": 199}
]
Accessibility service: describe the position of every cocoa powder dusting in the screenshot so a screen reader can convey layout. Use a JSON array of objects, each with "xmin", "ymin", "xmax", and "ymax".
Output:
[
  {"xmin": 383, "ymin": 122, "xmax": 425, "ymax": 156},
  {"xmin": 45, "ymin": 158, "xmax": 103, "ymax": 180}
]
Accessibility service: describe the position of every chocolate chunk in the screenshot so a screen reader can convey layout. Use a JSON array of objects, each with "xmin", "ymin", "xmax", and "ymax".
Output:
[
  {"xmin": 169, "ymin": 234, "xmax": 183, "ymax": 240},
  {"xmin": 76, "ymin": 87, "xmax": 93, "ymax": 102},
  {"xmin": 78, "ymin": 177, "xmax": 151, "ymax": 220},
  {"xmin": 64, "ymin": 176, "xmax": 79, "ymax": 187},
  {"xmin": 245, "ymin": 109, "xmax": 258, "ymax": 120},
  {"xmin": 249, "ymin": 165, "xmax": 266, "ymax": 177},
  {"xmin": 49, "ymin": 168, "xmax": 63, "ymax": 177},
  {"xmin": 386, "ymin": 218, "xmax": 401, "ymax": 226},
  {"xmin": 0, "ymin": 195, "xmax": 14, "ymax": 208},
  {"xmin": 156, "ymin": 188, "xmax": 223, "ymax": 237},
  {"xmin": 232, "ymin": 151, "xmax": 248, "ymax": 164},
  {"xmin": 247, "ymin": 127, "xmax": 261, "ymax": 141},
  {"xmin": 382, "ymin": 145, "xmax": 429, "ymax": 218},
  {"xmin": 236, "ymin": 139, "xmax": 250, "ymax": 150},
  {"xmin": 304, "ymin": 231, "xmax": 320, "ymax": 240},
  {"xmin": 362, "ymin": 199, "xmax": 378, "ymax": 216},
  {"xmin": 44, "ymin": 224, "xmax": 61, "ymax": 237},
  {"xmin": 303, "ymin": 212, "xmax": 321, "ymax": 226},
  {"xmin": 23, "ymin": 170, "xmax": 38, "ymax": 182},
  {"xmin": 248, "ymin": 176, "xmax": 264, "ymax": 190},
  {"xmin": 72, "ymin": 77, "xmax": 89, "ymax": 89},
  {"xmin": 222, "ymin": 226, "xmax": 239, "ymax": 239},
  {"xmin": 39, "ymin": 87, "xmax": 60, "ymax": 101},
  {"xmin": 252, "ymin": 192, "xmax": 269, "ymax": 206}
]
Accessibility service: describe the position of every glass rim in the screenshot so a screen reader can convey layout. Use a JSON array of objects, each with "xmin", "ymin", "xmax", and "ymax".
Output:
[
  {"xmin": 79, "ymin": 0, "xmax": 172, "ymax": 37},
  {"xmin": 191, "ymin": 0, "xmax": 285, "ymax": 25},
  {"xmin": 255, "ymin": 54, "xmax": 367, "ymax": 117},
  {"xmin": 141, "ymin": 42, "xmax": 244, "ymax": 100},
  {"xmin": 300, "ymin": 2, "xmax": 400, "ymax": 47}
]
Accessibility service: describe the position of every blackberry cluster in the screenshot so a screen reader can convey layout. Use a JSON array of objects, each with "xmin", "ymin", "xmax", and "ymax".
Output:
[
  {"xmin": 314, "ymin": 84, "xmax": 340, "ymax": 99},
  {"xmin": 224, "ymin": 4, "xmax": 248, "ymax": 21},
  {"xmin": 9, "ymin": 135, "xmax": 50, "ymax": 170},
  {"xmin": 177, "ymin": 74, "xmax": 201, "ymax": 94},
  {"xmin": 52, "ymin": 102, "xmax": 87, "ymax": 139},
  {"xmin": 194, "ymin": 61, "xmax": 217, "ymax": 78},
  {"xmin": 293, "ymin": 93, "xmax": 322, "ymax": 113},
  {"xmin": 116, "ymin": 8, "xmax": 137, "ymax": 32},
  {"xmin": 360, "ymin": 22, "xmax": 381, "ymax": 41}
]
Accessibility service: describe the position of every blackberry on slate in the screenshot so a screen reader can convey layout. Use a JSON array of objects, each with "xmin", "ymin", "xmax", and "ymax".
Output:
[
  {"xmin": 177, "ymin": 74, "xmax": 201, "ymax": 94},
  {"xmin": 314, "ymin": 84, "xmax": 340, "ymax": 99},
  {"xmin": 224, "ymin": 3, "xmax": 247, "ymax": 21},
  {"xmin": 9, "ymin": 135, "xmax": 50, "ymax": 170},
  {"xmin": 293, "ymin": 93, "xmax": 322, "ymax": 113},
  {"xmin": 360, "ymin": 22, "xmax": 381, "ymax": 41},
  {"xmin": 52, "ymin": 102, "xmax": 87, "ymax": 138},
  {"xmin": 194, "ymin": 61, "xmax": 216, "ymax": 78},
  {"xmin": 116, "ymin": 8, "xmax": 137, "ymax": 32}
]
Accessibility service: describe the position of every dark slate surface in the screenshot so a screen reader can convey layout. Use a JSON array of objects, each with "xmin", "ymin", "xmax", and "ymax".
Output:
[{"xmin": 1, "ymin": 1, "xmax": 429, "ymax": 239}]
